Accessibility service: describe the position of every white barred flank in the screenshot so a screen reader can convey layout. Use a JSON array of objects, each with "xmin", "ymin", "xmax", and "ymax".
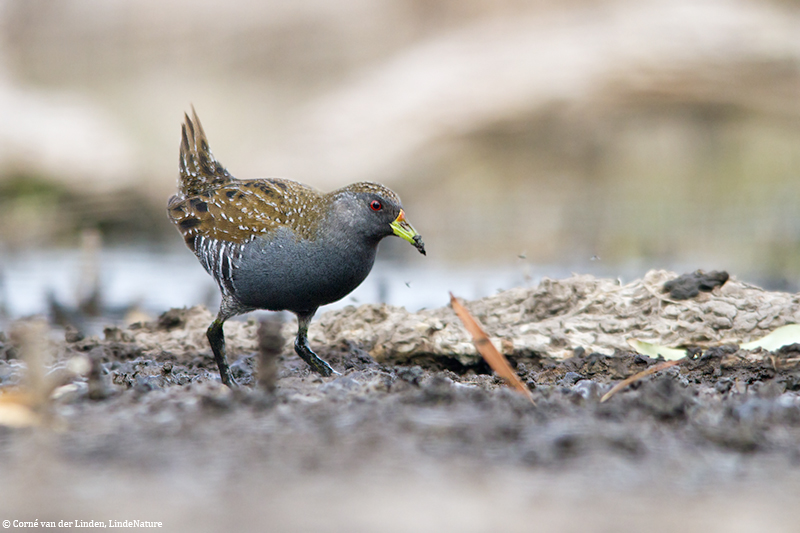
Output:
[{"xmin": 194, "ymin": 235, "xmax": 249, "ymax": 296}]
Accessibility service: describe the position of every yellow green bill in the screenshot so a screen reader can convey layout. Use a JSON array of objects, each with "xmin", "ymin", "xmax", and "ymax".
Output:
[{"xmin": 391, "ymin": 210, "xmax": 426, "ymax": 255}]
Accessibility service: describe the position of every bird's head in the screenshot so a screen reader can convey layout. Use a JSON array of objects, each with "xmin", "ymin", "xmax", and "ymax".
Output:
[{"xmin": 327, "ymin": 182, "xmax": 426, "ymax": 255}]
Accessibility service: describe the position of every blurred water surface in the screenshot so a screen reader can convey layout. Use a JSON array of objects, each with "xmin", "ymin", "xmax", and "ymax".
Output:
[{"xmin": 0, "ymin": 246, "xmax": 554, "ymax": 320}]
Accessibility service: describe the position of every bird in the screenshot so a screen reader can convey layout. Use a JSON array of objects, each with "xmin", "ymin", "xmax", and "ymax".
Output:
[{"xmin": 167, "ymin": 108, "xmax": 425, "ymax": 387}]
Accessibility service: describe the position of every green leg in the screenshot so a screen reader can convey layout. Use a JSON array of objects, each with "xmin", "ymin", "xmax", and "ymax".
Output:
[
  {"xmin": 207, "ymin": 316, "xmax": 237, "ymax": 388},
  {"xmin": 293, "ymin": 311, "xmax": 338, "ymax": 377}
]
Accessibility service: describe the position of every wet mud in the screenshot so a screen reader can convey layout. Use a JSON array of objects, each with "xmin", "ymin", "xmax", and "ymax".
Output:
[{"xmin": 2, "ymin": 270, "xmax": 800, "ymax": 532}]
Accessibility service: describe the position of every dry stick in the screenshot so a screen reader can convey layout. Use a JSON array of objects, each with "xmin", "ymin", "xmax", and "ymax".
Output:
[
  {"xmin": 0, "ymin": 321, "xmax": 52, "ymax": 428},
  {"xmin": 449, "ymin": 293, "xmax": 534, "ymax": 403},
  {"xmin": 599, "ymin": 358, "xmax": 684, "ymax": 403},
  {"xmin": 257, "ymin": 315, "xmax": 284, "ymax": 394},
  {"xmin": 87, "ymin": 349, "xmax": 110, "ymax": 400},
  {"xmin": 12, "ymin": 321, "xmax": 51, "ymax": 409}
]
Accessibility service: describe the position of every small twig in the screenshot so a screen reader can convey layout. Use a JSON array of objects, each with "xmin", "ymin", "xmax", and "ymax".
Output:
[
  {"xmin": 450, "ymin": 293, "xmax": 534, "ymax": 403},
  {"xmin": 257, "ymin": 315, "xmax": 284, "ymax": 394},
  {"xmin": 600, "ymin": 359, "xmax": 684, "ymax": 403},
  {"xmin": 0, "ymin": 321, "xmax": 53, "ymax": 427},
  {"xmin": 12, "ymin": 321, "xmax": 51, "ymax": 409},
  {"xmin": 87, "ymin": 349, "xmax": 110, "ymax": 400}
]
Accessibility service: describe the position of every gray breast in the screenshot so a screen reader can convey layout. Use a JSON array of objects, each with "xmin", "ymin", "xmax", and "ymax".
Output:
[{"xmin": 231, "ymin": 227, "xmax": 378, "ymax": 314}]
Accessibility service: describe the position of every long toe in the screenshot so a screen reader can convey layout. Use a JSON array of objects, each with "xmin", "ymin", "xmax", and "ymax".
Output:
[
  {"xmin": 303, "ymin": 352, "xmax": 337, "ymax": 376},
  {"xmin": 310, "ymin": 359, "xmax": 339, "ymax": 377},
  {"xmin": 294, "ymin": 339, "xmax": 338, "ymax": 376},
  {"xmin": 221, "ymin": 372, "xmax": 238, "ymax": 388}
]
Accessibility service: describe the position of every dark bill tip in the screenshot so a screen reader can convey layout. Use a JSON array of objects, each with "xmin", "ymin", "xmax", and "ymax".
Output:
[{"xmin": 413, "ymin": 234, "xmax": 426, "ymax": 256}]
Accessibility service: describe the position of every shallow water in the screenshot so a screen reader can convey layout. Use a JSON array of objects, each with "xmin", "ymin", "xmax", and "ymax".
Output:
[
  {"xmin": 2, "ymin": 245, "xmax": 780, "ymax": 334},
  {"xmin": 0, "ymin": 246, "xmax": 570, "ymax": 321}
]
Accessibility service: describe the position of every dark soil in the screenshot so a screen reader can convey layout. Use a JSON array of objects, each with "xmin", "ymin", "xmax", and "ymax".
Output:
[{"xmin": 2, "ymin": 273, "xmax": 800, "ymax": 532}]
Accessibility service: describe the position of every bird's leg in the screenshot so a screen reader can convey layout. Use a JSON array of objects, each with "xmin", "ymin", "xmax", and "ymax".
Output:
[
  {"xmin": 294, "ymin": 311, "xmax": 338, "ymax": 377},
  {"xmin": 207, "ymin": 314, "xmax": 237, "ymax": 388}
]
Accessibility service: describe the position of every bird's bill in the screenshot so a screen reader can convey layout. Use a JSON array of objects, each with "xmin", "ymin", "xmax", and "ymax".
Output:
[{"xmin": 390, "ymin": 210, "xmax": 426, "ymax": 255}]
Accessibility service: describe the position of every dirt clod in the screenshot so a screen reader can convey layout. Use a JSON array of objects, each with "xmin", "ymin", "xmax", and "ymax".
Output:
[{"xmin": 663, "ymin": 269, "xmax": 730, "ymax": 299}]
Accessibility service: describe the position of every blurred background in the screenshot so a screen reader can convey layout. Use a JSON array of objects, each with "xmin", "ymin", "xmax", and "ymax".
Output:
[{"xmin": 0, "ymin": 0, "xmax": 799, "ymax": 323}]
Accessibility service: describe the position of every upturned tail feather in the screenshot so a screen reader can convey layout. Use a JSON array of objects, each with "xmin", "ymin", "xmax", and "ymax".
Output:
[{"xmin": 178, "ymin": 106, "xmax": 234, "ymax": 196}]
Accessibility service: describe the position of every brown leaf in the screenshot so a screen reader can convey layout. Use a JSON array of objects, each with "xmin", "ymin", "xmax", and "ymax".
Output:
[
  {"xmin": 450, "ymin": 293, "xmax": 534, "ymax": 403},
  {"xmin": 599, "ymin": 359, "xmax": 683, "ymax": 403}
]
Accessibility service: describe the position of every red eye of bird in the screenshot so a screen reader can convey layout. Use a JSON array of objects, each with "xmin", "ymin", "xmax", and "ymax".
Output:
[{"xmin": 370, "ymin": 200, "xmax": 382, "ymax": 211}]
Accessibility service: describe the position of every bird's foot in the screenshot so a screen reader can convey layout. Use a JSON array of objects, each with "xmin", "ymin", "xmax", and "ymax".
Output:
[
  {"xmin": 207, "ymin": 318, "xmax": 238, "ymax": 389},
  {"xmin": 294, "ymin": 339, "xmax": 340, "ymax": 377},
  {"xmin": 219, "ymin": 369, "xmax": 238, "ymax": 388}
]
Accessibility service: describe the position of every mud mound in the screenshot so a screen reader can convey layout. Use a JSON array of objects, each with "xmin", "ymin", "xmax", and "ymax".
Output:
[
  {"xmin": 112, "ymin": 270, "xmax": 799, "ymax": 371},
  {"xmin": 241, "ymin": 270, "xmax": 800, "ymax": 367}
]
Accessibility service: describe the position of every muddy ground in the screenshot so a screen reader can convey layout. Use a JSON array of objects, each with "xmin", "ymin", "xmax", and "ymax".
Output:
[{"xmin": 2, "ymin": 270, "xmax": 800, "ymax": 532}]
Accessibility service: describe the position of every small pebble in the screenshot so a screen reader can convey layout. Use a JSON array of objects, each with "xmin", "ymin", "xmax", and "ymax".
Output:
[{"xmin": 560, "ymin": 372, "xmax": 584, "ymax": 386}]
